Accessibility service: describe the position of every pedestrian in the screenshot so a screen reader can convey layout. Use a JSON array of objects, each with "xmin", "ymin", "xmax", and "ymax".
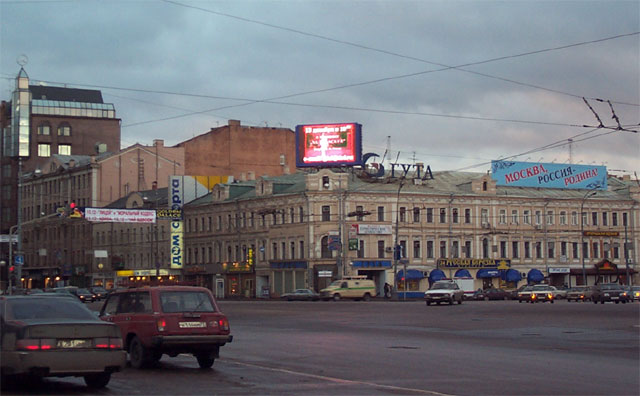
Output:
[{"xmin": 384, "ymin": 283, "xmax": 391, "ymax": 299}]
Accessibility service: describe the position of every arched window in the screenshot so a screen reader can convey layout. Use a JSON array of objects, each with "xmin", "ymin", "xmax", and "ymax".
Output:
[
  {"xmin": 57, "ymin": 123, "xmax": 71, "ymax": 136},
  {"xmin": 482, "ymin": 181, "xmax": 488, "ymax": 191},
  {"xmin": 321, "ymin": 236, "xmax": 332, "ymax": 258}
]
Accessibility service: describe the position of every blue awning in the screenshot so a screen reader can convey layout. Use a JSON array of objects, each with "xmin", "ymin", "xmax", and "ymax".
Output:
[
  {"xmin": 454, "ymin": 269, "xmax": 472, "ymax": 278},
  {"xmin": 428, "ymin": 269, "xmax": 447, "ymax": 283},
  {"xmin": 527, "ymin": 268, "xmax": 545, "ymax": 283},
  {"xmin": 503, "ymin": 268, "xmax": 522, "ymax": 282},
  {"xmin": 397, "ymin": 269, "xmax": 424, "ymax": 280},
  {"xmin": 476, "ymin": 268, "xmax": 501, "ymax": 278}
]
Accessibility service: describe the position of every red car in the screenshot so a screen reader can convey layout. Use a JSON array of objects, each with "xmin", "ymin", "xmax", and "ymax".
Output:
[{"xmin": 99, "ymin": 286, "xmax": 232, "ymax": 369}]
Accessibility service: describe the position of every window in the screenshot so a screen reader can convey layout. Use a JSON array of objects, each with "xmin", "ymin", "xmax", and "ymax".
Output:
[
  {"xmin": 377, "ymin": 240, "xmax": 385, "ymax": 258},
  {"xmin": 413, "ymin": 207, "xmax": 420, "ymax": 223},
  {"xmin": 512, "ymin": 241, "xmax": 519, "ymax": 258},
  {"xmin": 452, "ymin": 208, "xmax": 459, "ymax": 224},
  {"xmin": 535, "ymin": 211, "xmax": 542, "ymax": 225},
  {"xmin": 561, "ymin": 241, "xmax": 568, "ymax": 258},
  {"xmin": 451, "ymin": 241, "xmax": 459, "ymax": 258},
  {"xmin": 571, "ymin": 211, "xmax": 578, "ymax": 226},
  {"xmin": 37, "ymin": 143, "xmax": 51, "ymax": 157},
  {"xmin": 559, "ymin": 211, "xmax": 566, "ymax": 225},
  {"xmin": 464, "ymin": 241, "xmax": 471, "ymax": 258},
  {"xmin": 273, "ymin": 242, "xmax": 278, "ymax": 259},
  {"xmin": 482, "ymin": 238, "xmax": 489, "ymax": 258},
  {"xmin": 602, "ymin": 212, "xmax": 608, "ymax": 226},
  {"xmin": 499, "ymin": 209, "xmax": 506, "ymax": 224},
  {"xmin": 623, "ymin": 212, "xmax": 628, "ymax": 227},
  {"xmin": 546, "ymin": 211, "xmax": 554, "ymax": 225},
  {"xmin": 299, "ymin": 207, "xmax": 304, "ymax": 223},
  {"xmin": 357, "ymin": 240, "xmax": 365, "ymax": 258},
  {"xmin": 377, "ymin": 206, "xmax": 384, "ymax": 222},
  {"xmin": 320, "ymin": 237, "xmax": 331, "ymax": 258},
  {"xmin": 500, "ymin": 241, "xmax": 507, "ymax": 257},
  {"xmin": 523, "ymin": 210, "xmax": 531, "ymax": 225},
  {"xmin": 524, "ymin": 241, "xmax": 531, "ymax": 258},
  {"xmin": 57, "ymin": 123, "xmax": 71, "ymax": 136},
  {"xmin": 464, "ymin": 208, "xmax": 471, "ymax": 224},
  {"xmin": 511, "ymin": 210, "xmax": 518, "ymax": 224},
  {"xmin": 399, "ymin": 240, "xmax": 407, "ymax": 258},
  {"xmin": 535, "ymin": 242, "xmax": 542, "ymax": 259},
  {"xmin": 413, "ymin": 240, "xmax": 421, "ymax": 258},
  {"xmin": 591, "ymin": 212, "xmax": 598, "ymax": 226},
  {"xmin": 548, "ymin": 242, "xmax": 555, "ymax": 259},
  {"xmin": 573, "ymin": 242, "xmax": 579, "ymax": 259},
  {"xmin": 321, "ymin": 205, "xmax": 330, "ymax": 221},
  {"xmin": 399, "ymin": 207, "xmax": 406, "ymax": 223},
  {"xmin": 426, "ymin": 208, "xmax": 433, "ymax": 223},
  {"xmin": 426, "ymin": 241, "xmax": 434, "ymax": 258},
  {"xmin": 481, "ymin": 208, "xmax": 489, "ymax": 225},
  {"xmin": 356, "ymin": 205, "xmax": 364, "ymax": 221},
  {"xmin": 582, "ymin": 242, "xmax": 589, "ymax": 259},
  {"xmin": 37, "ymin": 123, "xmax": 50, "ymax": 135},
  {"xmin": 592, "ymin": 242, "xmax": 599, "ymax": 258},
  {"xmin": 439, "ymin": 241, "xmax": 446, "ymax": 258},
  {"xmin": 439, "ymin": 208, "xmax": 446, "ymax": 223},
  {"xmin": 299, "ymin": 241, "xmax": 304, "ymax": 258},
  {"xmin": 612, "ymin": 212, "xmax": 618, "ymax": 226}
]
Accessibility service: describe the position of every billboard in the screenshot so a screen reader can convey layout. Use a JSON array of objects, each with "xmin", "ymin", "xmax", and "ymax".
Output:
[
  {"xmin": 491, "ymin": 161, "xmax": 607, "ymax": 190},
  {"xmin": 85, "ymin": 208, "xmax": 156, "ymax": 223},
  {"xmin": 295, "ymin": 123, "xmax": 362, "ymax": 168}
]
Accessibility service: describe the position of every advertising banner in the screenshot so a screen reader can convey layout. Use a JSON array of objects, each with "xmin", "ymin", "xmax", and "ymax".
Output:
[
  {"xmin": 170, "ymin": 220, "xmax": 183, "ymax": 269},
  {"xmin": 437, "ymin": 258, "xmax": 511, "ymax": 269},
  {"xmin": 491, "ymin": 160, "xmax": 607, "ymax": 190},
  {"xmin": 295, "ymin": 123, "xmax": 362, "ymax": 167},
  {"xmin": 356, "ymin": 224, "xmax": 392, "ymax": 235},
  {"xmin": 85, "ymin": 208, "xmax": 156, "ymax": 223}
]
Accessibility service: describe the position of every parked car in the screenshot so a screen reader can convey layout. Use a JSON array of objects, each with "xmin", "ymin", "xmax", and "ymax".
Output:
[
  {"xmin": 566, "ymin": 286, "xmax": 594, "ymax": 302},
  {"xmin": 0, "ymin": 295, "xmax": 126, "ymax": 388},
  {"xmin": 52, "ymin": 286, "xmax": 82, "ymax": 301},
  {"xmin": 550, "ymin": 286, "xmax": 568, "ymax": 299},
  {"xmin": 529, "ymin": 284, "xmax": 555, "ymax": 303},
  {"xmin": 281, "ymin": 289, "xmax": 320, "ymax": 301},
  {"xmin": 511, "ymin": 284, "xmax": 530, "ymax": 300},
  {"xmin": 630, "ymin": 286, "xmax": 640, "ymax": 302},
  {"xmin": 517, "ymin": 286, "xmax": 534, "ymax": 302},
  {"xmin": 481, "ymin": 288, "xmax": 511, "ymax": 301},
  {"xmin": 591, "ymin": 283, "xmax": 630, "ymax": 304},
  {"xmin": 99, "ymin": 285, "xmax": 233, "ymax": 369},
  {"xmin": 90, "ymin": 286, "xmax": 109, "ymax": 301},
  {"xmin": 471, "ymin": 289, "xmax": 485, "ymax": 300},
  {"xmin": 424, "ymin": 280, "xmax": 464, "ymax": 305}
]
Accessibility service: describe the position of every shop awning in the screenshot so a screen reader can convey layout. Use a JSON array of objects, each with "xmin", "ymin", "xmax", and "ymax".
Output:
[
  {"xmin": 428, "ymin": 269, "xmax": 447, "ymax": 283},
  {"xmin": 351, "ymin": 260, "xmax": 392, "ymax": 268},
  {"xmin": 503, "ymin": 268, "xmax": 522, "ymax": 282},
  {"xmin": 527, "ymin": 268, "xmax": 545, "ymax": 283},
  {"xmin": 397, "ymin": 269, "xmax": 425, "ymax": 280},
  {"xmin": 454, "ymin": 269, "xmax": 472, "ymax": 278},
  {"xmin": 476, "ymin": 268, "xmax": 501, "ymax": 278}
]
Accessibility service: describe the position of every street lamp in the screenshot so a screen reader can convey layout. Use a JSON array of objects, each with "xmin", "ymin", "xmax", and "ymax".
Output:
[
  {"xmin": 392, "ymin": 177, "xmax": 406, "ymax": 300},
  {"xmin": 580, "ymin": 188, "xmax": 598, "ymax": 286}
]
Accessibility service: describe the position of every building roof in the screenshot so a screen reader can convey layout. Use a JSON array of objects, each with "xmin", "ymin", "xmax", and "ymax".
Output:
[
  {"xmin": 105, "ymin": 187, "xmax": 168, "ymax": 209},
  {"xmin": 29, "ymin": 85, "xmax": 104, "ymax": 103}
]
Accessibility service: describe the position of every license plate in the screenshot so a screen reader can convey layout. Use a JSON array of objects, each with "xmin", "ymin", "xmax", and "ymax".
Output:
[
  {"xmin": 179, "ymin": 321, "xmax": 206, "ymax": 328},
  {"xmin": 58, "ymin": 339, "xmax": 91, "ymax": 348},
  {"xmin": 611, "ymin": 297, "xmax": 618, "ymax": 300}
]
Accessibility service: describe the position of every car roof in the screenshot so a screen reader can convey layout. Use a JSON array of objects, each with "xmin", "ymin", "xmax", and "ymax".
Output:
[{"xmin": 109, "ymin": 285, "xmax": 212, "ymax": 293}]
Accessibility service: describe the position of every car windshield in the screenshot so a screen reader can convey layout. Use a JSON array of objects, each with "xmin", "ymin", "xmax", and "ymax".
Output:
[
  {"xmin": 431, "ymin": 283, "xmax": 454, "ymax": 290},
  {"xmin": 77, "ymin": 288, "xmax": 91, "ymax": 294},
  {"xmin": 93, "ymin": 287, "xmax": 107, "ymax": 292},
  {"xmin": 569, "ymin": 287, "xmax": 584, "ymax": 292},
  {"xmin": 160, "ymin": 291, "xmax": 216, "ymax": 313},
  {"xmin": 295, "ymin": 289, "xmax": 309, "ymax": 294},
  {"xmin": 532, "ymin": 285, "xmax": 550, "ymax": 291},
  {"xmin": 601, "ymin": 284, "xmax": 621, "ymax": 290},
  {"xmin": 7, "ymin": 298, "xmax": 96, "ymax": 320}
]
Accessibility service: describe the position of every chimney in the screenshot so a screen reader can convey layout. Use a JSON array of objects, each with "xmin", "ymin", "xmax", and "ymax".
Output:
[
  {"xmin": 68, "ymin": 159, "xmax": 75, "ymax": 168},
  {"xmin": 153, "ymin": 139, "xmax": 164, "ymax": 148}
]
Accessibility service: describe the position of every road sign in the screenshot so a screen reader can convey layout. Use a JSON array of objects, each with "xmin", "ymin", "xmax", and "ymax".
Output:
[{"xmin": 14, "ymin": 255, "xmax": 24, "ymax": 266}]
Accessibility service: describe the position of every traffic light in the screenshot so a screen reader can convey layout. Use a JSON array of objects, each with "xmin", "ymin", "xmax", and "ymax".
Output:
[{"xmin": 8, "ymin": 265, "xmax": 16, "ymax": 283}]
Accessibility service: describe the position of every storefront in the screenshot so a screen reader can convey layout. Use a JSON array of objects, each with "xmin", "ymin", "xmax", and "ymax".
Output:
[
  {"xmin": 222, "ymin": 261, "xmax": 255, "ymax": 298},
  {"xmin": 395, "ymin": 268, "xmax": 425, "ymax": 298},
  {"xmin": 351, "ymin": 259, "xmax": 391, "ymax": 296},
  {"xmin": 270, "ymin": 260, "xmax": 307, "ymax": 297}
]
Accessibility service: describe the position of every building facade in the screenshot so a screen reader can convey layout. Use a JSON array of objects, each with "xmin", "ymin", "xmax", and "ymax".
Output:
[{"xmin": 181, "ymin": 168, "xmax": 639, "ymax": 298}]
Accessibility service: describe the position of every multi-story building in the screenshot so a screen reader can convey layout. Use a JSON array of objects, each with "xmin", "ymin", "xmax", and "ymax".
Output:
[
  {"xmin": 17, "ymin": 141, "xmax": 184, "ymax": 289},
  {"xmin": 177, "ymin": 119, "xmax": 296, "ymax": 180},
  {"xmin": 182, "ymin": 168, "xmax": 639, "ymax": 298}
]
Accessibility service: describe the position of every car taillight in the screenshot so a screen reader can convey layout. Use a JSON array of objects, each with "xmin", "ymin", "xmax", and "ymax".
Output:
[
  {"xmin": 94, "ymin": 337, "xmax": 123, "ymax": 349},
  {"xmin": 531, "ymin": 293, "xmax": 537, "ymax": 300},
  {"xmin": 16, "ymin": 338, "xmax": 56, "ymax": 350},
  {"xmin": 157, "ymin": 319, "xmax": 167, "ymax": 332}
]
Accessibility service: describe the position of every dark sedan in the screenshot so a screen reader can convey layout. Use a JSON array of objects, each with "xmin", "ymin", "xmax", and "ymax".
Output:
[
  {"xmin": 481, "ymin": 288, "xmax": 511, "ymax": 301},
  {"xmin": 591, "ymin": 283, "xmax": 630, "ymax": 304},
  {"xmin": 0, "ymin": 295, "xmax": 126, "ymax": 388},
  {"xmin": 280, "ymin": 289, "xmax": 320, "ymax": 301}
]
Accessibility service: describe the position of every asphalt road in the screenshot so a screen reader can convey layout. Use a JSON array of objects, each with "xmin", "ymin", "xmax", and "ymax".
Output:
[{"xmin": 3, "ymin": 299, "xmax": 639, "ymax": 396}]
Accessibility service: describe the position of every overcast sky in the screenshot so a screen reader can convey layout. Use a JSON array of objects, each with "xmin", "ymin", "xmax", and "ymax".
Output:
[{"xmin": 1, "ymin": 0, "xmax": 638, "ymax": 175}]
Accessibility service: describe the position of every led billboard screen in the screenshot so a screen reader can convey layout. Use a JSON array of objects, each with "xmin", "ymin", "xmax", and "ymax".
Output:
[
  {"xmin": 295, "ymin": 123, "xmax": 363, "ymax": 168},
  {"xmin": 491, "ymin": 160, "xmax": 607, "ymax": 190}
]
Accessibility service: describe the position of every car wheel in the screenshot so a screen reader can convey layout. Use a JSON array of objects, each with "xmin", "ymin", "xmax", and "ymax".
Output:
[
  {"xmin": 129, "ymin": 336, "xmax": 150, "ymax": 369},
  {"xmin": 333, "ymin": 294, "xmax": 341, "ymax": 301},
  {"xmin": 196, "ymin": 353, "xmax": 215, "ymax": 369},
  {"xmin": 449, "ymin": 299, "xmax": 454, "ymax": 305},
  {"xmin": 484, "ymin": 296, "xmax": 489, "ymax": 301},
  {"xmin": 84, "ymin": 372, "xmax": 111, "ymax": 388},
  {"xmin": 550, "ymin": 300, "xmax": 554, "ymax": 304},
  {"xmin": 615, "ymin": 301, "xmax": 619, "ymax": 304},
  {"xmin": 363, "ymin": 293, "xmax": 371, "ymax": 302},
  {"xmin": 593, "ymin": 300, "xmax": 598, "ymax": 304},
  {"xmin": 426, "ymin": 301, "xmax": 431, "ymax": 306},
  {"xmin": 457, "ymin": 298, "xmax": 463, "ymax": 305}
]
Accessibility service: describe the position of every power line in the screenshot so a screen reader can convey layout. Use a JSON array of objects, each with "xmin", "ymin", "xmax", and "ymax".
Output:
[{"xmin": 161, "ymin": 0, "xmax": 639, "ymax": 107}]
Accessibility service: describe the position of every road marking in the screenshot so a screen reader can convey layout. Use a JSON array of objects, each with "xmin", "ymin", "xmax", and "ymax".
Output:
[{"xmin": 223, "ymin": 358, "xmax": 455, "ymax": 396}]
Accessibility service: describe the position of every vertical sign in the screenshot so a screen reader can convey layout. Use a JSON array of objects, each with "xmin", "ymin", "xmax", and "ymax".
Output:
[{"xmin": 169, "ymin": 176, "xmax": 184, "ymax": 269}]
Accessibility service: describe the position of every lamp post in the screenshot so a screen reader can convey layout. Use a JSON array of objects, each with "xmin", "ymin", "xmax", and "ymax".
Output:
[
  {"xmin": 392, "ymin": 177, "xmax": 405, "ymax": 300},
  {"xmin": 580, "ymin": 188, "xmax": 598, "ymax": 286}
]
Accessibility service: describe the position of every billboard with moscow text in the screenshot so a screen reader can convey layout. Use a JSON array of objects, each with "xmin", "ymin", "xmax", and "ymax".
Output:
[
  {"xmin": 295, "ymin": 123, "xmax": 362, "ymax": 168},
  {"xmin": 491, "ymin": 161, "xmax": 607, "ymax": 190}
]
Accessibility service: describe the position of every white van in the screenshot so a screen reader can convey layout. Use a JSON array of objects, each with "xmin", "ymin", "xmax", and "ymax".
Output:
[{"xmin": 320, "ymin": 276, "xmax": 376, "ymax": 301}]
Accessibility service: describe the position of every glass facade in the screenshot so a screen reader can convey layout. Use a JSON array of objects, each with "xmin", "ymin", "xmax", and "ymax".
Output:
[{"xmin": 31, "ymin": 99, "xmax": 116, "ymax": 119}]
